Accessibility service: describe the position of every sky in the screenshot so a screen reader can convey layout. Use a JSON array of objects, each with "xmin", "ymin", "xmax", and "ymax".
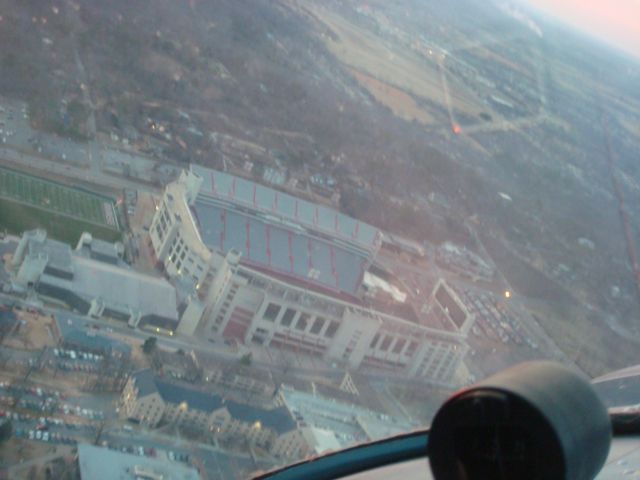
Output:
[{"xmin": 525, "ymin": 0, "xmax": 640, "ymax": 58}]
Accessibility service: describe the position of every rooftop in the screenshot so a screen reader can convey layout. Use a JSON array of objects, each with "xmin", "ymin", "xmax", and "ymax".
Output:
[
  {"xmin": 26, "ymin": 232, "xmax": 72, "ymax": 272},
  {"xmin": 19, "ymin": 231, "xmax": 178, "ymax": 322},
  {"xmin": 279, "ymin": 385, "xmax": 416, "ymax": 446},
  {"xmin": 76, "ymin": 234, "xmax": 124, "ymax": 266},
  {"xmin": 41, "ymin": 254, "xmax": 178, "ymax": 321},
  {"xmin": 300, "ymin": 427, "xmax": 341, "ymax": 454},
  {"xmin": 132, "ymin": 370, "xmax": 297, "ymax": 433},
  {"xmin": 54, "ymin": 312, "xmax": 131, "ymax": 356},
  {"xmin": 77, "ymin": 443, "xmax": 199, "ymax": 480},
  {"xmin": 227, "ymin": 403, "xmax": 297, "ymax": 434}
]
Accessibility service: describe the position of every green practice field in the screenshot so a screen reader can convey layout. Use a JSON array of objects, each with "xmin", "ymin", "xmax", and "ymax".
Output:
[{"xmin": 0, "ymin": 166, "xmax": 121, "ymax": 244}]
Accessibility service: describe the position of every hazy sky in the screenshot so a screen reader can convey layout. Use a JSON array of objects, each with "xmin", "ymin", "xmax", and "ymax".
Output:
[{"xmin": 525, "ymin": 0, "xmax": 640, "ymax": 58}]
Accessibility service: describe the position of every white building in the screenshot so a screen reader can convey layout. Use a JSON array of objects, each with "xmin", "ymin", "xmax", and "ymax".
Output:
[
  {"xmin": 11, "ymin": 230, "xmax": 178, "ymax": 329},
  {"xmin": 77, "ymin": 443, "xmax": 200, "ymax": 480},
  {"xmin": 150, "ymin": 166, "xmax": 473, "ymax": 385}
]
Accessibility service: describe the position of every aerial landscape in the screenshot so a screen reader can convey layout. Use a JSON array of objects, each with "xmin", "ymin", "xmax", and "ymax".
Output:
[{"xmin": 0, "ymin": 0, "xmax": 638, "ymax": 478}]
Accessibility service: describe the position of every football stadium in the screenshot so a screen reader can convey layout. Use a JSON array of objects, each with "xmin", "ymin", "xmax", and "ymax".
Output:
[{"xmin": 190, "ymin": 164, "xmax": 381, "ymax": 297}]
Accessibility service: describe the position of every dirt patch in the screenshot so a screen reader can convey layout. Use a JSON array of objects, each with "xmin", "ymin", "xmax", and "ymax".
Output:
[
  {"xmin": 105, "ymin": 334, "xmax": 149, "ymax": 370},
  {"xmin": 129, "ymin": 192, "xmax": 161, "ymax": 275},
  {"xmin": 350, "ymin": 68, "xmax": 433, "ymax": 124},
  {"xmin": 4, "ymin": 312, "xmax": 56, "ymax": 351}
]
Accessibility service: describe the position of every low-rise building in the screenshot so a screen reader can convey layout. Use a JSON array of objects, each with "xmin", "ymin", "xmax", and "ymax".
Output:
[
  {"xmin": 76, "ymin": 443, "xmax": 199, "ymax": 480},
  {"xmin": 11, "ymin": 230, "xmax": 178, "ymax": 329},
  {"xmin": 271, "ymin": 426, "xmax": 341, "ymax": 460},
  {"xmin": 53, "ymin": 312, "xmax": 131, "ymax": 359},
  {"xmin": 275, "ymin": 384, "xmax": 417, "ymax": 448},
  {"xmin": 121, "ymin": 370, "xmax": 297, "ymax": 452}
]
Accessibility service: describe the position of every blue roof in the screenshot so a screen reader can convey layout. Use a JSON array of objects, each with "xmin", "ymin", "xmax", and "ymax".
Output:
[
  {"xmin": 155, "ymin": 380, "xmax": 225, "ymax": 412},
  {"xmin": 226, "ymin": 402, "xmax": 297, "ymax": 434},
  {"xmin": 54, "ymin": 313, "xmax": 131, "ymax": 355},
  {"xmin": 132, "ymin": 370, "xmax": 297, "ymax": 433}
]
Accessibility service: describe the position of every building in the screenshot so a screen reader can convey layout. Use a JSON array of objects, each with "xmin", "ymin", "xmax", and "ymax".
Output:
[
  {"xmin": 380, "ymin": 232, "xmax": 426, "ymax": 259},
  {"xmin": 76, "ymin": 443, "xmax": 199, "ymax": 480},
  {"xmin": 271, "ymin": 426, "xmax": 342, "ymax": 460},
  {"xmin": 53, "ymin": 312, "xmax": 131, "ymax": 359},
  {"xmin": 150, "ymin": 166, "xmax": 472, "ymax": 385},
  {"xmin": 121, "ymin": 370, "xmax": 297, "ymax": 452},
  {"xmin": 11, "ymin": 230, "xmax": 178, "ymax": 329},
  {"xmin": 275, "ymin": 384, "xmax": 417, "ymax": 450}
]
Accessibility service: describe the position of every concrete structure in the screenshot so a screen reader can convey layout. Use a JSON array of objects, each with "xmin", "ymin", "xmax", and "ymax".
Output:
[
  {"xmin": 275, "ymin": 384, "xmax": 417, "ymax": 448},
  {"xmin": 76, "ymin": 443, "xmax": 199, "ymax": 480},
  {"xmin": 11, "ymin": 230, "xmax": 178, "ymax": 329},
  {"xmin": 122, "ymin": 370, "xmax": 298, "ymax": 453},
  {"xmin": 151, "ymin": 167, "xmax": 472, "ymax": 385}
]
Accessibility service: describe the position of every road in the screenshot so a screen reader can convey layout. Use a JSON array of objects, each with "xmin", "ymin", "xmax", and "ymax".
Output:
[
  {"xmin": 0, "ymin": 144, "xmax": 157, "ymax": 195},
  {"xmin": 0, "ymin": 97, "xmax": 160, "ymax": 194}
]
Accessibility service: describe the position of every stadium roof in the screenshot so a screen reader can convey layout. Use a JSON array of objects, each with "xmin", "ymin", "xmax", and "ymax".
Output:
[{"xmin": 191, "ymin": 164, "xmax": 380, "ymax": 251}]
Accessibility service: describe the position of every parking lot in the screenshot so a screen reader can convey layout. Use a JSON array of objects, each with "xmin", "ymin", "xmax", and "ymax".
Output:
[{"xmin": 455, "ymin": 287, "xmax": 538, "ymax": 349}]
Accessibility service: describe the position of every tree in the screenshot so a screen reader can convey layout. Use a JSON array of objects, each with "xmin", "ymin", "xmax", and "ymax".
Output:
[
  {"xmin": 142, "ymin": 336, "xmax": 157, "ymax": 355},
  {"xmin": 0, "ymin": 419, "xmax": 12, "ymax": 444},
  {"xmin": 239, "ymin": 352, "xmax": 252, "ymax": 367}
]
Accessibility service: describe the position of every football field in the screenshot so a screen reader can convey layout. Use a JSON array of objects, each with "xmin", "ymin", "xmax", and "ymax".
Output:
[{"xmin": 0, "ymin": 166, "xmax": 120, "ymax": 243}]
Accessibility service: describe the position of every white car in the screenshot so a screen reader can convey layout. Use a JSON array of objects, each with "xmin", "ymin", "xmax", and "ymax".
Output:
[
  {"xmin": 35, "ymin": 430, "xmax": 42, "ymax": 440},
  {"xmin": 28, "ymin": 430, "xmax": 35, "ymax": 440},
  {"xmin": 42, "ymin": 432, "xmax": 50, "ymax": 442}
]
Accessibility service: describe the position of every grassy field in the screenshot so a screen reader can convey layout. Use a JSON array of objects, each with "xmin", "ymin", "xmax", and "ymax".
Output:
[
  {"xmin": 301, "ymin": 2, "xmax": 485, "ymax": 125},
  {"xmin": 0, "ymin": 166, "xmax": 121, "ymax": 243}
]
